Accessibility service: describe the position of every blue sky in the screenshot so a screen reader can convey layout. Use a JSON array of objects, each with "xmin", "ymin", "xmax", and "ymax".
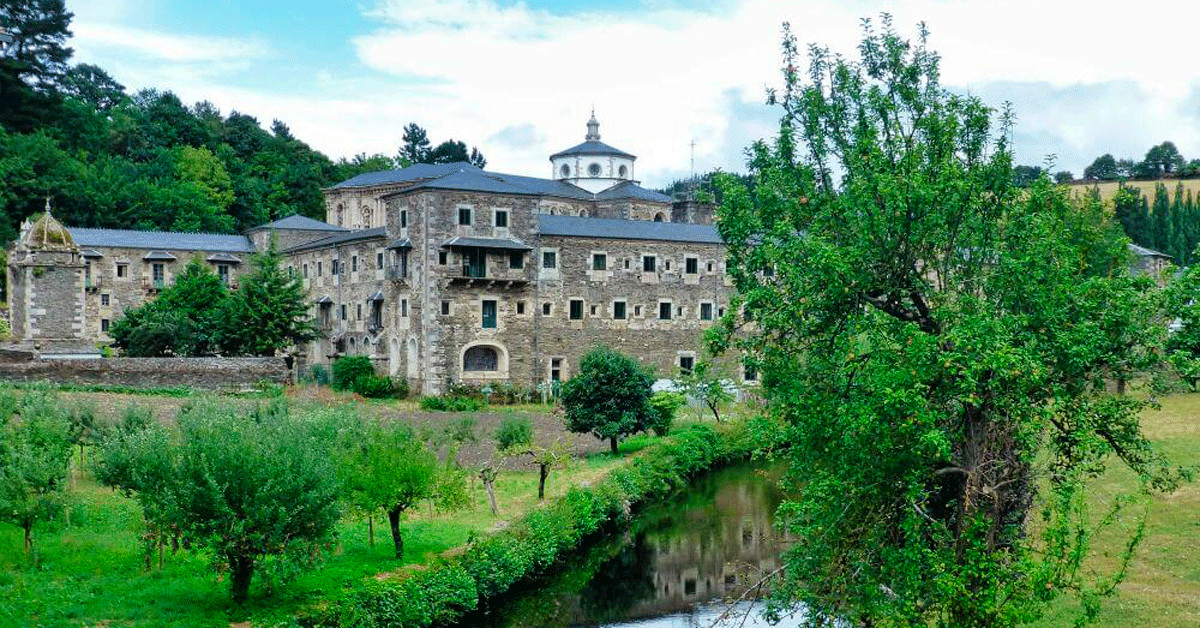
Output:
[{"xmin": 69, "ymin": 0, "xmax": 1200, "ymax": 187}]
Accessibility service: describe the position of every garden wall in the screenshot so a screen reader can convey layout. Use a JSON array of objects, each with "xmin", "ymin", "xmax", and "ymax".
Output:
[{"xmin": 0, "ymin": 356, "xmax": 291, "ymax": 391}]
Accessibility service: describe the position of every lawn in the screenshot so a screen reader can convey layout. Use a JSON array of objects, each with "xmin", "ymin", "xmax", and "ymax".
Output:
[{"xmin": 0, "ymin": 390, "xmax": 639, "ymax": 628}]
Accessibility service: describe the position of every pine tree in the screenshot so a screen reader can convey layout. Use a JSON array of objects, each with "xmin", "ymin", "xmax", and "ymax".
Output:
[
  {"xmin": 216, "ymin": 243, "xmax": 319, "ymax": 356},
  {"xmin": 1134, "ymin": 195, "xmax": 1152, "ymax": 248},
  {"xmin": 0, "ymin": 0, "xmax": 74, "ymax": 130},
  {"xmin": 1151, "ymin": 183, "xmax": 1170, "ymax": 251}
]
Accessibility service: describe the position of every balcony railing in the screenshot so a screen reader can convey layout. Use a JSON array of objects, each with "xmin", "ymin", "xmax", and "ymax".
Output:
[{"xmin": 85, "ymin": 276, "xmax": 102, "ymax": 292}]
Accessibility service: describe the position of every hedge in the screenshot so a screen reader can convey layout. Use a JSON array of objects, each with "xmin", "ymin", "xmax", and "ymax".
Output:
[{"xmin": 292, "ymin": 421, "xmax": 761, "ymax": 628}]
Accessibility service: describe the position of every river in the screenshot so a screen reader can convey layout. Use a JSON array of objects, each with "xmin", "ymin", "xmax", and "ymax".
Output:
[{"xmin": 457, "ymin": 463, "xmax": 804, "ymax": 628}]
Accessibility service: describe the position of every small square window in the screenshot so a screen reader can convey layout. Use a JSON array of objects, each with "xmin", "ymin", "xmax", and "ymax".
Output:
[
  {"xmin": 744, "ymin": 363, "xmax": 758, "ymax": 381},
  {"xmin": 634, "ymin": 304, "xmax": 642, "ymax": 317},
  {"xmin": 517, "ymin": 301, "xmax": 526, "ymax": 314},
  {"xmin": 643, "ymin": 256, "xmax": 656, "ymax": 272},
  {"xmin": 441, "ymin": 300, "xmax": 451, "ymax": 316},
  {"xmin": 590, "ymin": 305, "xmax": 597, "ymax": 316},
  {"xmin": 439, "ymin": 251, "xmax": 448, "ymax": 265},
  {"xmin": 624, "ymin": 258, "xmax": 630, "ymax": 269},
  {"xmin": 700, "ymin": 302, "xmax": 713, "ymax": 320},
  {"xmin": 509, "ymin": 251, "xmax": 524, "ymax": 269},
  {"xmin": 100, "ymin": 319, "xmax": 110, "ymax": 332},
  {"xmin": 592, "ymin": 253, "xmax": 607, "ymax": 271},
  {"xmin": 664, "ymin": 260, "xmax": 671, "ymax": 271},
  {"xmin": 569, "ymin": 299, "xmax": 584, "ymax": 320},
  {"xmin": 495, "ymin": 210, "xmax": 508, "ymax": 227},
  {"xmin": 100, "ymin": 293, "xmax": 110, "ymax": 306},
  {"xmin": 458, "ymin": 207, "xmax": 472, "ymax": 225},
  {"xmin": 659, "ymin": 302, "xmax": 672, "ymax": 320},
  {"xmin": 542, "ymin": 302, "xmax": 552, "ymax": 316},
  {"xmin": 718, "ymin": 306, "xmax": 726, "ymax": 317},
  {"xmin": 542, "ymin": 251, "xmax": 557, "ymax": 269},
  {"xmin": 707, "ymin": 261, "xmax": 715, "ymax": 273},
  {"xmin": 550, "ymin": 357, "xmax": 563, "ymax": 382},
  {"xmin": 116, "ymin": 264, "xmax": 127, "ymax": 278},
  {"xmin": 613, "ymin": 301, "xmax": 627, "ymax": 319},
  {"xmin": 679, "ymin": 355, "xmax": 694, "ymax": 375},
  {"xmin": 686, "ymin": 258, "xmax": 698, "ymax": 274}
]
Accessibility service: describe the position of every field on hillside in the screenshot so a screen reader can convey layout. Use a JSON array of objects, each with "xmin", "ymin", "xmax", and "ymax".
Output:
[{"xmin": 1067, "ymin": 178, "xmax": 1200, "ymax": 203}]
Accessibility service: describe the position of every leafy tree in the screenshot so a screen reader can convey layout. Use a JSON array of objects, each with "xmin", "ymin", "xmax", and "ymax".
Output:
[
  {"xmin": 1167, "ymin": 265, "xmax": 1200, "ymax": 389},
  {"xmin": 0, "ymin": 0, "xmax": 73, "ymax": 130},
  {"xmin": 1083, "ymin": 153, "xmax": 1118, "ymax": 181},
  {"xmin": 428, "ymin": 139, "xmax": 472, "ymax": 165},
  {"xmin": 1011, "ymin": 164, "xmax": 1044, "ymax": 187},
  {"xmin": 495, "ymin": 415, "xmax": 533, "ymax": 451},
  {"xmin": 0, "ymin": 388, "xmax": 73, "ymax": 558},
  {"xmin": 331, "ymin": 355, "xmax": 375, "ymax": 391},
  {"xmin": 60, "ymin": 62, "xmax": 126, "ymax": 111},
  {"xmin": 647, "ymin": 390, "xmax": 684, "ymax": 436},
  {"xmin": 1142, "ymin": 141, "xmax": 1185, "ymax": 178},
  {"xmin": 399, "ymin": 122, "xmax": 431, "ymax": 164},
  {"xmin": 675, "ymin": 359, "xmax": 733, "ymax": 422},
  {"xmin": 338, "ymin": 419, "xmax": 465, "ymax": 558},
  {"xmin": 217, "ymin": 243, "xmax": 319, "ymax": 356},
  {"xmin": 109, "ymin": 258, "xmax": 227, "ymax": 356},
  {"xmin": 561, "ymin": 346, "xmax": 655, "ymax": 454},
  {"xmin": 1053, "ymin": 170, "xmax": 1073, "ymax": 184},
  {"xmin": 712, "ymin": 19, "xmax": 1183, "ymax": 627},
  {"xmin": 493, "ymin": 416, "xmax": 569, "ymax": 500}
]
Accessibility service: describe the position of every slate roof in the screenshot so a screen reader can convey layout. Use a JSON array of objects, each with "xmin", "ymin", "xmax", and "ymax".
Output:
[
  {"xmin": 252, "ymin": 214, "xmax": 346, "ymax": 232},
  {"xmin": 549, "ymin": 140, "xmax": 636, "ymax": 160},
  {"xmin": 68, "ymin": 228, "xmax": 255, "ymax": 253},
  {"xmin": 338, "ymin": 161, "xmax": 669, "ymax": 204},
  {"xmin": 206, "ymin": 253, "xmax": 243, "ymax": 263},
  {"xmin": 442, "ymin": 236, "xmax": 533, "ymax": 251},
  {"xmin": 143, "ymin": 251, "xmax": 178, "ymax": 261},
  {"xmin": 331, "ymin": 162, "xmax": 484, "ymax": 189},
  {"xmin": 285, "ymin": 227, "xmax": 387, "ymax": 254},
  {"xmin": 1128, "ymin": 243, "xmax": 1172, "ymax": 258},
  {"xmin": 537, "ymin": 215, "xmax": 722, "ymax": 244}
]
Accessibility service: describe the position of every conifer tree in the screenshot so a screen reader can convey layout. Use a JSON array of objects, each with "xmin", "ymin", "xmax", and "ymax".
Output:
[{"xmin": 216, "ymin": 243, "xmax": 319, "ymax": 356}]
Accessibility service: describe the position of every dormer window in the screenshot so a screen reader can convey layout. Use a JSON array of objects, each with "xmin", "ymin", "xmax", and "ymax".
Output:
[
  {"xmin": 560, "ymin": 164, "xmax": 570, "ymax": 178},
  {"xmin": 588, "ymin": 163, "xmax": 601, "ymax": 177},
  {"xmin": 618, "ymin": 165, "xmax": 628, "ymax": 178}
]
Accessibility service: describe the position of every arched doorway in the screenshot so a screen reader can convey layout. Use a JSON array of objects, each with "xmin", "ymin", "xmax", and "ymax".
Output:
[
  {"xmin": 406, "ymin": 337, "xmax": 418, "ymax": 379},
  {"xmin": 389, "ymin": 338, "xmax": 400, "ymax": 376}
]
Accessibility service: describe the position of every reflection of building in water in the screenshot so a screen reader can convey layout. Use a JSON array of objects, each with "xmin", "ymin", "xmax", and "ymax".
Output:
[{"xmin": 633, "ymin": 468, "xmax": 787, "ymax": 618}]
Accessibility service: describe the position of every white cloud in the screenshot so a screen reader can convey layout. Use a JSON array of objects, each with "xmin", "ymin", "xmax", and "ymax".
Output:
[{"xmin": 69, "ymin": 0, "xmax": 1200, "ymax": 186}]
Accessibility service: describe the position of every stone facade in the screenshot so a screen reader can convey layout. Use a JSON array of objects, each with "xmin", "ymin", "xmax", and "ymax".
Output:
[{"xmin": 0, "ymin": 356, "xmax": 291, "ymax": 391}]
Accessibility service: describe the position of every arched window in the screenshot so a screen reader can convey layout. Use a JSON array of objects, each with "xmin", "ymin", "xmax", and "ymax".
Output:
[
  {"xmin": 588, "ymin": 163, "xmax": 601, "ymax": 177},
  {"xmin": 653, "ymin": 213, "xmax": 665, "ymax": 222},
  {"xmin": 560, "ymin": 164, "xmax": 570, "ymax": 178},
  {"xmin": 463, "ymin": 345, "xmax": 499, "ymax": 371},
  {"xmin": 349, "ymin": 337, "xmax": 357, "ymax": 354},
  {"xmin": 579, "ymin": 209, "xmax": 589, "ymax": 217},
  {"xmin": 618, "ymin": 165, "xmax": 628, "ymax": 178},
  {"xmin": 362, "ymin": 207, "xmax": 372, "ymax": 227}
]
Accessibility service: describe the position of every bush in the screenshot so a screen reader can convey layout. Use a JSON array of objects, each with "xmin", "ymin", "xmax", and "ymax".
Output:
[
  {"xmin": 331, "ymin": 356, "xmax": 374, "ymax": 391},
  {"xmin": 393, "ymin": 377, "xmax": 410, "ymax": 399},
  {"xmin": 495, "ymin": 416, "xmax": 532, "ymax": 451},
  {"xmin": 309, "ymin": 364, "xmax": 330, "ymax": 386},
  {"xmin": 648, "ymin": 391, "xmax": 685, "ymax": 436},
  {"xmin": 353, "ymin": 374, "xmax": 395, "ymax": 399},
  {"xmin": 419, "ymin": 395, "xmax": 486, "ymax": 412},
  {"xmin": 561, "ymin": 346, "xmax": 655, "ymax": 454}
]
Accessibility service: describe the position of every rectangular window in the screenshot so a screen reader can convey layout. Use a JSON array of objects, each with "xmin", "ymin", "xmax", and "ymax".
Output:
[
  {"xmin": 542, "ymin": 251, "xmax": 557, "ymax": 269},
  {"xmin": 439, "ymin": 251, "xmax": 448, "ymax": 265},
  {"xmin": 542, "ymin": 302, "xmax": 552, "ymax": 316},
  {"xmin": 303, "ymin": 263, "xmax": 309, "ymax": 278},
  {"xmin": 664, "ymin": 260, "xmax": 671, "ymax": 271},
  {"xmin": 482, "ymin": 299, "xmax": 497, "ymax": 328},
  {"xmin": 707, "ymin": 261, "xmax": 715, "ymax": 273},
  {"xmin": 686, "ymin": 258, "xmax": 699, "ymax": 274},
  {"xmin": 458, "ymin": 207, "xmax": 472, "ymax": 226},
  {"xmin": 377, "ymin": 252, "xmax": 383, "ymax": 268},
  {"xmin": 494, "ymin": 210, "xmax": 508, "ymax": 227},
  {"xmin": 659, "ymin": 302, "xmax": 672, "ymax": 320},
  {"xmin": 592, "ymin": 253, "xmax": 607, "ymax": 271},
  {"xmin": 152, "ymin": 263, "xmax": 165, "ymax": 289},
  {"xmin": 643, "ymin": 255, "xmax": 656, "ymax": 272},
  {"xmin": 340, "ymin": 304, "xmax": 346, "ymax": 320},
  {"xmin": 624, "ymin": 258, "xmax": 630, "ymax": 270},
  {"xmin": 400, "ymin": 210, "xmax": 408, "ymax": 228},
  {"xmin": 100, "ymin": 319, "xmax": 110, "ymax": 332},
  {"xmin": 373, "ymin": 301, "xmax": 383, "ymax": 327},
  {"xmin": 679, "ymin": 355, "xmax": 695, "ymax": 375},
  {"xmin": 550, "ymin": 358, "xmax": 563, "ymax": 382},
  {"xmin": 116, "ymin": 264, "xmax": 127, "ymax": 278},
  {"xmin": 332, "ymin": 259, "xmax": 339, "ymax": 275},
  {"xmin": 463, "ymin": 248, "xmax": 487, "ymax": 278},
  {"xmin": 401, "ymin": 299, "xmax": 408, "ymax": 317},
  {"xmin": 569, "ymin": 299, "xmax": 584, "ymax": 320},
  {"xmin": 100, "ymin": 293, "xmax": 110, "ymax": 307},
  {"xmin": 441, "ymin": 300, "xmax": 451, "ymax": 316},
  {"xmin": 613, "ymin": 301, "xmax": 627, "ymax": 320},
  {"xmin": 317, "ymin": 261, "xmax": 322, "ymax": 276},
  {"xmin": 356, "ymin": 304, "xmax": 362, "ymax": 320},
  {"xmin": 217, "ymin": 264, "xmax": 230, "ymax": 284},
  {"xmin": 744, "ymin": 363, "xmax": 758, "ymax": 382},
  {"xmin": 634, "ymin": 304, "xmax": 643, "ymax": 317},
  {"xmin": 700, "ymin": 302, "xmax": 713, "ymax": 320},
  {"xmin": 509, "ymin": 250, "xmax": 524, "ymax": 269},
  {"xmin": 352, "ymin": 255, "xmax": 358, "ymax": 272},
  {"xmin": 590, "ymin": 305, "xmax": 598, "ymax": 316},
  {"xmin": 517, "ymin": 301, "xmax": 526, "ymax": 314},
  {"xmin": 400, "ymin": 251, "xmax": 409, "ymax": 277}
]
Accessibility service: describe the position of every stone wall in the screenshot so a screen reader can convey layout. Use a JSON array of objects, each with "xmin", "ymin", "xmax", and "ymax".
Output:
[{"xmin": 0, "ymin": 356, "xmax": 292, "ymax": 391}]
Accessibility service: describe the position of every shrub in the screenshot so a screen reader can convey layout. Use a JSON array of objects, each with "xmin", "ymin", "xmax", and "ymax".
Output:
[
  {"xmin": 393, "ymin": 377, "xmax": 410, "ymax": 399},
  {"xmin": 495, "ymin": 416, "xmax": 532, "ymax": 451},
  {"xmin": 331, "ymin": 356, "xmax": 374, "ymax": 391},
  {"xmin": 352, "ymin": 374, "xmax": 395, "ymax": 399},
  {"xmin": 309, "ymin": 364, "xmax": 330, "ymax": 386},
  {"xmin": 648, "ymin": 391, "xmax": 685, "ymax": 436},
  {"xmin": 561, "ymin": 346, "xmax": 655, "ymax": 454},
  {"xmin": 419, "ymin": 395, "xmax": 486, "ymax": 412}
]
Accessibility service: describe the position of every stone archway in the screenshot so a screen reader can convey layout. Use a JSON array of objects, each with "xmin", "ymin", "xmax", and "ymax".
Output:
[
  {"xmin": 406, "ymin": 337, "xmax": 418, "ymax": 379},
  {"xmin": 389, "ymin": 337, "xmax": 400, "ymax": 376}
]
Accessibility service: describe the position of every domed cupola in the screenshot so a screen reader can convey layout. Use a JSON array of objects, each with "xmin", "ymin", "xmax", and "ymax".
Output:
[{"xmin": 550, "ymin": 111, "xmax": 637, "ymax": 194}]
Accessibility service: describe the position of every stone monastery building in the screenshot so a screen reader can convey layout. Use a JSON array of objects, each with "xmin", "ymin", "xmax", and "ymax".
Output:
[{"xmin": 7, "ymin": 115, "xmax": 748, "ymax": 394}]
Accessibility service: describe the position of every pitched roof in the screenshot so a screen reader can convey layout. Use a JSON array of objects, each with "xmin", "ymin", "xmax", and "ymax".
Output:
[
  {"xmin": 537, "ymin": 215, "xmax": 722, "ymax": 244},
  {"xmin": 252, "ymin": 214, "xmax": 346, "ymax": 232},
  {"xmin": 442, "ymin": 236, "xmax": 533, "ymax": 251},
  {"xmin": 595, "ymin": 180, "xmax": 673, "ymax": 203},
  {"xmin": 549, "ymin": 140, "xmax": 636, "ymax": 160},
  {"xmin": 330, "ymin": 162, "xmax": 484, "ymax": 189},
  {"xmin": 407, "ymin": 170, "xmax": 539, "ymax": 196},
  {"xmin": 284, "ymin": 227, "xmax": 387, "ymax": 254},
  {"xmin": 68, "ymin": 227, "xmax": 255, "ymax": 253},
  {"xmin": 1128, "ymin": 243, "xmax": 1172, "ymax": 259}
]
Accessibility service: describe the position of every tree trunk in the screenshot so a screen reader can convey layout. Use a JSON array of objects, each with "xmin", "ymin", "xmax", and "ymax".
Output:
[
  {"xmin": 609, "ymin": 436, "xmax": 619, "ymax": 455},
  {"xmin": 368, "ymin": 515, "xmax": 375, "ymax": 547},
  {"xmin": 1116, "ymin": 378, "xmax": 1127, "ymax": 395},
  {"xmin": 22, "ymin": 522, "xmax": 32, "ymax": 555},
  {"xmin": 228, "ymin": 552, "xmax": 255, "ymax": 604},
  {"xmin": 484, "ymin": 477, "xmax": 498, "ymax": 515},
  {"xmin": 538, "ymin": 463, "xmax": 549, "ymax": 500},
  {"xmin": 708, "ymin": 401, "xmax": 722, "ymax": 422},
  {"xmin": 388, "ymin": 506, "xmax": 404, "ymax": 559}
]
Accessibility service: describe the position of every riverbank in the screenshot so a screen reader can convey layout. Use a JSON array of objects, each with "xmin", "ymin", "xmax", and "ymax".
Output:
[{"xmin": 292, "ymin": 420, "xmax": 765, "ymax": 628}]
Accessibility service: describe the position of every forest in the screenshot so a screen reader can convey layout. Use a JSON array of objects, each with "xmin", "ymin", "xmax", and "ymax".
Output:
[{"xmin": 0, "ymin": 1, "xmax": 483, "ymax": 243}]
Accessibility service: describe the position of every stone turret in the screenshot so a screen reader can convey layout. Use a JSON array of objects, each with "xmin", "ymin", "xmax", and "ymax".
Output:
[{"xmin": 6, "ymin": 205, "xmax": 90, "ymax": 352}]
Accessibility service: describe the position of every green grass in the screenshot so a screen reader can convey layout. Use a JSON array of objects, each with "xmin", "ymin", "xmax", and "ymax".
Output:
[{"xmin": 0, "ymin": 448, "xmax": 631, "ymax": 627}]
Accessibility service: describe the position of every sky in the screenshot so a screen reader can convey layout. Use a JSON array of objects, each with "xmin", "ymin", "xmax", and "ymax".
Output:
[{"xmin": 69, "ymin": 0, "xmax": 1200, "ymax": 188}]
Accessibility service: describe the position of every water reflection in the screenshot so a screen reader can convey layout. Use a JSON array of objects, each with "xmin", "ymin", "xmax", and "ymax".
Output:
[{"xmin": 463, "ymin": 464, "xmax": 798, "ymax": 628}]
